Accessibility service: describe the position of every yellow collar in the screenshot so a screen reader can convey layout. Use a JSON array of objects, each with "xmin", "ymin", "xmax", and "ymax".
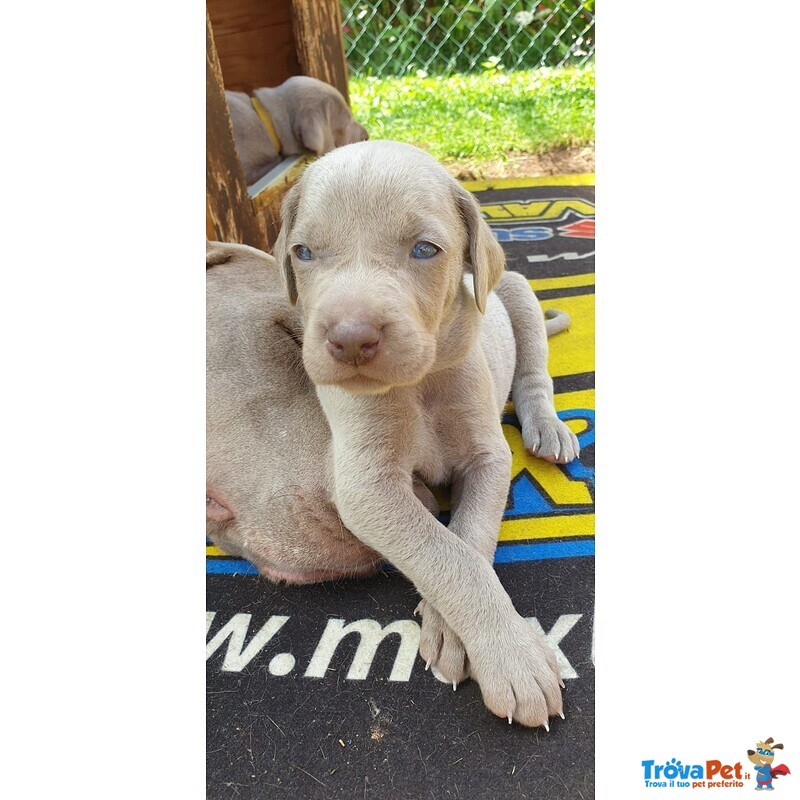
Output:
[{"xmin": 250, "ymin": 95, "xmax": 281, "ymax": 152}]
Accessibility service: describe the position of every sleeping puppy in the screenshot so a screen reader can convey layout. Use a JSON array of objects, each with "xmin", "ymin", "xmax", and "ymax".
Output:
[
  {"xmin": 268, "ymin": 140, "xmax": 578, "ymax": 729},
  {"xmin": 225, "ymin": 76, "xmax": 368, "ymax": 185}
]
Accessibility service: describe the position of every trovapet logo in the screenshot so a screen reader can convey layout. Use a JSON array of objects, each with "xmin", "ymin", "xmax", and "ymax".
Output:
[
  {"xmin": 641, "ymin": 758, "xmax": 746, "ymax": 789},
  {"xmin": 641, "ymin": 739, "xmax": 791, "ymax": 791}
]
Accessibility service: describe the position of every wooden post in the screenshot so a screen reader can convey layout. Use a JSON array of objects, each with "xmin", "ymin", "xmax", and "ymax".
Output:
[
  {"xmin": 290, "ymin": 0, "xmax": 350, "ymax": 103},
  {"xmin": 206, "ymin": 12, "xmax": 268, "ymax": 249}
]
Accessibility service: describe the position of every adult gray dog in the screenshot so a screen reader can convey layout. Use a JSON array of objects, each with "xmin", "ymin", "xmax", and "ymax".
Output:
[
  {"xmin": 225, "ymin": 76, "xmax": 368, "ymax": 185},
  {"xmin": 207, "ymin": 141, "xmax": 578, "ymax": 729}
]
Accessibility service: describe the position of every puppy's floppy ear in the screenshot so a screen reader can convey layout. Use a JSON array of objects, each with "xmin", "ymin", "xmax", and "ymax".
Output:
[
  {"xmin": 453, "ymin": 182, "xmax": 505, "ymax": 313},
  {"xmin": 346, "ymin": 120, "xmax": 369, "ymax": 145},
  {"xmin": 272, "ymin": 181, "xmax": 301, "ymax": 305},
  {"xmin": 297, "ymin": 106, "xmax": 335, "ymax": 156}
]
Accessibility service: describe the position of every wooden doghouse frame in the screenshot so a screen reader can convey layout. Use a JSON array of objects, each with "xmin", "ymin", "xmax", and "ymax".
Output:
[{"xmin": 206, "ymin": 0, "xmax": 351, "ymax": 250}]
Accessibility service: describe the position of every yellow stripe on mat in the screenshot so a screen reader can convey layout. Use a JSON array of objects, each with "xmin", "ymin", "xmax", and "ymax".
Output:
[
  {"xmin": 461, "ymin": 173, "xmax": 595, "ymax": 192},
  {"xmin": 554, "ymin": 388, "xmax": 595, "ymax": 411},
  {"xmin": 530, "ymin": 273, "xmax": 595, "ymax": 292},
  {"xmin": 540, "ymin": 292, "xmax": 595, "ymax": 377},
  {"xmin": 500, "ymin": 513, "xmax": 595, "ymax": 541}
]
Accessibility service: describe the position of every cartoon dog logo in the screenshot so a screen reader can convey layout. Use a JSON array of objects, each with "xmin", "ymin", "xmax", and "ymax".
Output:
[{"xmin": 747, "ymin": 738, "xmax": 791, "ymax": 790}]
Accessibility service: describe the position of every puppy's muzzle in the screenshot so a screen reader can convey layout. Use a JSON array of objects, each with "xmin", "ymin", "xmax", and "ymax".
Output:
[{"xmin": 325, "ymin": 320, "xmax": 382, "ymax": 365}]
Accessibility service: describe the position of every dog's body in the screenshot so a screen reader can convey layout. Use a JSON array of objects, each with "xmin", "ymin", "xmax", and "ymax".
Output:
[
  {"xmin": 260, "ymin": 140, "xmax": 577, "ymax": 727},
  {"xmin": 208, "ymin": 140, "xmax": 580, "ymax": 730},
  {"xmin": 225, "ymin": 76, "xmax": 368, "ymax": 185}
]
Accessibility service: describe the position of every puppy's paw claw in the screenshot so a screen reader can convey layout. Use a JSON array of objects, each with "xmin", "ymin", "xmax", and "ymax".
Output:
[
  {"xmin": 416, "ymin": 599, "xmax": 469, "ymax": 684},
  {"xmin": 469, "ymin": 617, "xmax": 563, "ymax": 728}
]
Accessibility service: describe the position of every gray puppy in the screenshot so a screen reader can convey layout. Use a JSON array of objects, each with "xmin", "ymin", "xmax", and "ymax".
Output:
[
  {"xmin": 268, "ymin": 140, "xmax": 578, "ymax": 728},
  {"xmin": 225, "ymin": 76, "xmax": 368, "ymax": 185},
  {"xmin": 207, "ymin": 141, "xmax": 580, "ymax": 731}
]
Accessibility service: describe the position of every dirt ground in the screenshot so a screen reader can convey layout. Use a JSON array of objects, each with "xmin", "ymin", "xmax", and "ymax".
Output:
[{"xmin": 445, "ymin": 144, "xmax": 595, "ymax": 181}]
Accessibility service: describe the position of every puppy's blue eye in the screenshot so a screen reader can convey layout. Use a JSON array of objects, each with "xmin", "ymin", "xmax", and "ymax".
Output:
[
  {"xmin": 411, "ymin": 241, "xmax": 440, "ymax": 259},
  {"xmin": 294, "ymin": 245, "xmax": 315, "ymax": 261}
]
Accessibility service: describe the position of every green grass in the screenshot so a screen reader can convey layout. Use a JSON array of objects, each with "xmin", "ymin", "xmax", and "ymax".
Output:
[{"xmin": 349, "ymin": 65, "xmax": 594, "ymax": 173}]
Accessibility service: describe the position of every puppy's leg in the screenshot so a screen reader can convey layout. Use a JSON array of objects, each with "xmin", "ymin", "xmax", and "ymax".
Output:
[
  {"xmin": 411, "ymin": 479, "xmax": 463, "ymax": 677},
  {"xmin": 320, "ymin": 385, "xmax": 562, "ymax": 727},
  {"xmin": 412, "ymin": 474, "xmax": 439, "ymax": 516},
  {"xmin": 494, "ymin": 271, "xmax": 580, "ymax": 463},
  {"xmin": 342, "ymin": 473, "xmax": 563, "ymax": 727},
  {"xmin": 417, "ymin": 444, "xmax": 511, "ymax": 686}
]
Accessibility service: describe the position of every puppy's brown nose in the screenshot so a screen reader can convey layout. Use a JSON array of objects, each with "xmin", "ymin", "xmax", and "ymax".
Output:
[{"xmin": 326, "ymin": 320, "xmax": 381, "ymax": 365}]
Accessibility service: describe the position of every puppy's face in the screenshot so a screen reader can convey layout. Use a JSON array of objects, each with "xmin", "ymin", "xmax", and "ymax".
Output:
[{"xmin": 273, "ymin": 141, "xmax": 505, "ymax": 395}]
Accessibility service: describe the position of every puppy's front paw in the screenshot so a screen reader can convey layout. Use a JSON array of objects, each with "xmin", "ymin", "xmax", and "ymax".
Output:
[
  {"xmin": 415, "ymin": 600, "xmax": 469, "ymax": 685},
  {"xmin": 468, "ymin": 617, "xmax": 563, "ymax": 728},
  {"xmin": 523, "ymin": 414, "xmax": 580, "ymax": 464}
]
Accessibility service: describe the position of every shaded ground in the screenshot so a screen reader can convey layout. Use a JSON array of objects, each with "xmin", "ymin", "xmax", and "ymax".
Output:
[{"xmin": 445, "ymin": 144, "xmax": 595, "ymax": 181}]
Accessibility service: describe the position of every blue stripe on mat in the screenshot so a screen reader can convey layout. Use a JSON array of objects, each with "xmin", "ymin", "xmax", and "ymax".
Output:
[
  {"xmin": 207, "ymin": 539, "xmax": 594, "ymax": 574},
  {"xmin": 207, "ymin": 559, "xmax": 260, "ymax": 575},
  {"xmin": 494, "ymin": 539, "xmax": 595, "ymax": 563}
]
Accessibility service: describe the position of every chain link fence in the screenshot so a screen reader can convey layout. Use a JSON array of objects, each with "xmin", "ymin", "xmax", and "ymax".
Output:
[{"xmin": 342, "ymin": 1, "xmax": 595, "ymax": 77}]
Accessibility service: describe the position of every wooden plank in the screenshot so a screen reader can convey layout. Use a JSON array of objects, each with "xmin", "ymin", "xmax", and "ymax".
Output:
[
  {"xmin": 260, "ymin": 182, "xmax": 292, "ymax": 250},
  {"xmin": 290, "ymin": 0, "xmax": 350, "ymax": 102},
  {"xmin": 207, "ymin": 0, "xmax": 291, "ymax": 38},
  {"xmin": 206, "ymin": 12, "xmax": 269, "ymax": 249},
  {"xmin": 207, "ymin": 0, "xmax": 300, "ymax": 92},
  {"xmin": 206, "ymin": 198, "xmax": 217, "ymax": 241},
  {"xmin": 211, "ymin": 25, "xmax": 300, "ymax": 93}
]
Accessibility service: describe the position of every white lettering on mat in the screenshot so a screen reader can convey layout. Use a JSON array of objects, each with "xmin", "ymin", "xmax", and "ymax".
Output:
[{"xmin": 206, "ymin": 612, "xmax": 589, "ymax": 682}]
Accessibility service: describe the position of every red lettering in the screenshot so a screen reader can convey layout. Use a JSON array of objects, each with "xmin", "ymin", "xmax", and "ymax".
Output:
[
  {"xmin": 706, "ymin": 760, "xmax": 722, "ymax": 778},
  {"xmin": 558, "ymin": 219, "xmax": 595, "ymax": 239}
]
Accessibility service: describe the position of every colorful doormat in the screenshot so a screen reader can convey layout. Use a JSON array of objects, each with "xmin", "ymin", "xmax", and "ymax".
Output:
[{"xmin": 207, "ymin": 175, "xmax": 595, "ymax": 799}]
